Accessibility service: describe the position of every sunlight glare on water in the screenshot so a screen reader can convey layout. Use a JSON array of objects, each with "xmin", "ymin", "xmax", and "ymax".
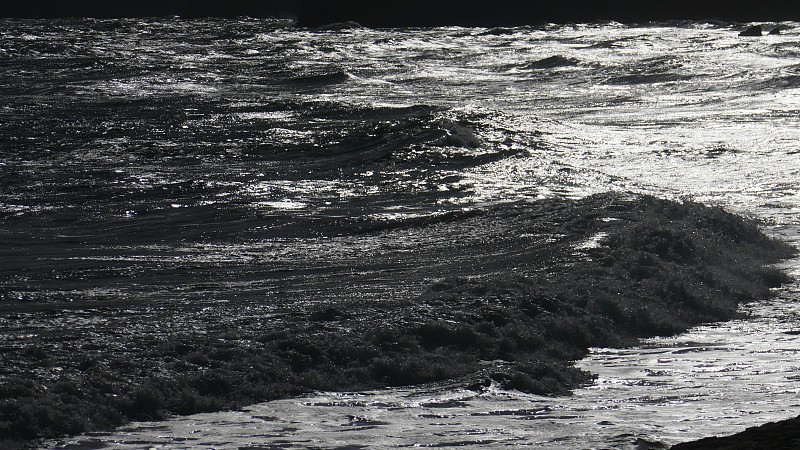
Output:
[
  {"xmin": 14, "ymin": 19, "xmax": 800, "ymax": 449},
  {"xmin": 70, "ymin": 277, "xmax": 800, "ymax": 449}
]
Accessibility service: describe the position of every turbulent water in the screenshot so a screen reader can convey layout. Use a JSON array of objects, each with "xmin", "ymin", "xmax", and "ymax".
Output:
[
  {"xmin": 49, "ymin": 285, "xmax": 800, "ymax": 450},
  {"xmin": 2, "ymin": 17, "xmax": 800, "ymax": 449}
]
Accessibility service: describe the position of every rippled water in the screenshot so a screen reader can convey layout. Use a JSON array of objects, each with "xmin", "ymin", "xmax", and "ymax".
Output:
[
  {"xmin": 2, "ymin": 18, "xmax": 800, "ymax": 449},
  {"xmin": 49, "ymin": 254, "xmax": 800, "ymax": 449}
]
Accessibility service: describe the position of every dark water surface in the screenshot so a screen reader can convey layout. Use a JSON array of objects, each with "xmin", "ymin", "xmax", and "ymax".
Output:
[{"xmin": 1, "ymin": 18, "xmax": 800, "ymax": 449}]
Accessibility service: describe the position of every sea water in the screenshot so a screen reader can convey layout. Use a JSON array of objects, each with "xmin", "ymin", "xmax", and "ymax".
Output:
[{"xmin": 1, "ymin": 18, "xmax": 799, "ymax": 449}]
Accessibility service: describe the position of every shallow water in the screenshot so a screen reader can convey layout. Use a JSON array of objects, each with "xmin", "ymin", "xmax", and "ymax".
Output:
[
  {"xmin": 2, "ymin": 18, "xmax": 800, "ymax": 449},
  {"xmin": 58, "ymin": 262, "xmax": 800, "ymax": 449}
]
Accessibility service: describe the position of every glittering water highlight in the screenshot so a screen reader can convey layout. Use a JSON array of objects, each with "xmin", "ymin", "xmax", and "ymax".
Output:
[{"xmin": 1, "ymin": 18, "xmax": 799, "ymax": 449}]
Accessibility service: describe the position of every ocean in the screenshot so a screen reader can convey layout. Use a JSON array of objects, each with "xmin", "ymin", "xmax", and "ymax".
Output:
[{"xmin": 1, "ymin": 17, "xmax": 799, "ymax": 449}]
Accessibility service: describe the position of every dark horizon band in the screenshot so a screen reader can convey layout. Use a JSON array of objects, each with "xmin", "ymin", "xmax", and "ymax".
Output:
[{"xmin": 3, "ymin": 1, "xmax": 800, "ymax": 26}]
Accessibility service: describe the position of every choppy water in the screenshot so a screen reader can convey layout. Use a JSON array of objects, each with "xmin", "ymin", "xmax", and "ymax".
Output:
[
  {"xmin": 54, "ymin": 271, "xmax": 800, "ymax": 449},
  {"xmin": 2, "ymin": 17, "xmax": 800, "ymax": 449}
]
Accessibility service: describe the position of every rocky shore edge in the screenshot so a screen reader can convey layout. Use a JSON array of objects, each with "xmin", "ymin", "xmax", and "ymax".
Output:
[
  {"xmin": 1, "ymin": 194, "xmax": 795, "ymax": 449},
  {"xmin": 671, "ymin": 416, "xmax": 800, "ymax": 449}
]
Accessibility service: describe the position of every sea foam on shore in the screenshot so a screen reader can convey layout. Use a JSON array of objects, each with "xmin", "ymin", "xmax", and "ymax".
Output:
[{"xmin": 1, "ymin": 194, "xmax": 794, "ymax": 448}]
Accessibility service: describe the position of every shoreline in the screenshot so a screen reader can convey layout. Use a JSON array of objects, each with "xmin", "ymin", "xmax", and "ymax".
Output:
[
  {"xmin": 1, "ymin": 193, "xmax": 795, "ymax": 449},
  {"xmin": 671, "ymin": 415, "xmax": 800, "ymax": 449}
]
